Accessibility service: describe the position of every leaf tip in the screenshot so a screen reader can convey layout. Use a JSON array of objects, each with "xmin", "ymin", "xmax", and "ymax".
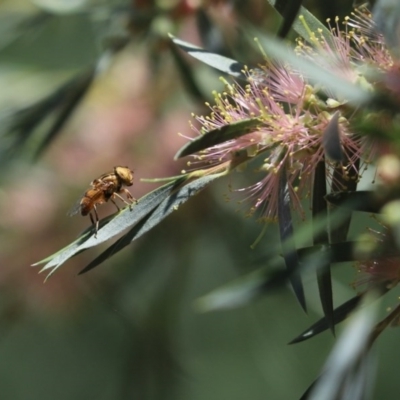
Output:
[{"xmin": 174, "ymin": 148, "xmax": 185, "ymax": 160}]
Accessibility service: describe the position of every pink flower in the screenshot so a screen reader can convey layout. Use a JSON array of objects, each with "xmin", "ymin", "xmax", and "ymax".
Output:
[
  {"xmin": 356, "ymin": 257, "xmax": 400, "ymax": 288},
  {"xmin": 354, "ymin": 227, "xmax": 400, "ymax": 289},
  {"xmin": 297, "ymin": 8, "xmax": 393, "ymax": 82},
  {"xmin": 185, "ymin": 7, "xmax": 385, "ymax": 220}
]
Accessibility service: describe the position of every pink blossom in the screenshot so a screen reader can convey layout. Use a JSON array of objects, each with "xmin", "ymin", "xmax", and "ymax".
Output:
[{"xmin": 185, "ymin": 7, "xmax": 385, "ymax": 219}]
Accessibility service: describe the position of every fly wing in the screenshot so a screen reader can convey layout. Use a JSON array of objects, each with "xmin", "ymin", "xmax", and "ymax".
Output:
[{"xmin": 67, "ymin": 195, "xmax": 83, "ymax": 217}]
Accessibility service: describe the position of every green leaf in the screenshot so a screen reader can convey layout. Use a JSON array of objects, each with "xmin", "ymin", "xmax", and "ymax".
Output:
[
  {"xmin": 266, "ymin": 0, "xmax": 334, "ymax": 46},
  {"xmin": 274, "ymin": 0, "xmax": 303, "ymax": 39},
  {"xmin": 195, "ymin": 264, "xmax": 280, "ymax": 312},
  {"xmin": 33, "ymin": 68, "xmax": 95, "ymax": 159},
  {"xmin": 0, "ymin": 68, "xmax": 94, "ymax": 166},
  {"xmin": 195, "ymin": 8, "xmax": 226, "ymax": 55},
  {"xmin": 196, "ymin": 207, "xmax": 361, "ymax": 312},
  {"xmin": 169, "ymin": 38, "xmax": 206, "ymax": 103},
  {"xmin": 33, "ymin": 178, "xmax": 186, "ymax": 278},
  {"xmin": 34, "ymin": 173, "xmax": 225, "ymax": 278},
  {"xmin": 323, "ymin": 111, "xmax": 344, "ymax": 162},
  {"xmin": 307, "ymin": 293, "xmax": 379, "ymax": 400},
  {"xmin": 169, "ymin": 34, "xmax": 246, "ymax": 79},
  {"xmin": 290, "ymin": 283, "xmax": 389, "ymax": 344},
  {"xmin": 312, "ymin": 160, "xmax": 334, "ymax": 333},
  {"xmin": 325, "ymin": 191, "xmax": 379, "ymax": 213},
  {"xmin": 278, "ymin": 165, "xmax": 306, "ymax": 312},
  {"xmin": 79, "ymin": 173, "xmax": 225, "ymax": 274},
  {"xmin": 289, "ymin": 294, "xmax": 363, "ymax": 344},
  {"xmin": 196, "ymin": 248, "xmax": 330, "ymax": 312},
  {"xmin": 175, "ymin": 118, "xmax": 262, "ymax": 159},
  {"xmin": 373, "ymin": 0, "xmax": 400, "ymax": 58}
]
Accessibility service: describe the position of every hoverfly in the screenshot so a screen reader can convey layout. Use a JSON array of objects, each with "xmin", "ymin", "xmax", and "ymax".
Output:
[{"xmin": 69, "ymin": 166, "xmax": 137, "ymax": 237}]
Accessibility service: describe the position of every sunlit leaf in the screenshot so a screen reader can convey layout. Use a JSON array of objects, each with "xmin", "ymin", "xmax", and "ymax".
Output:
[
  {"xmin": 33, "ymin": 178, "xmax": 186, "ymax": 278},
  {"xmin": 79, "ymin": 173, "xmax": 224, "ymax": 274},
  {"xmin": 169, "ymin": 35, "xmax": 246, "ymax": 79}
]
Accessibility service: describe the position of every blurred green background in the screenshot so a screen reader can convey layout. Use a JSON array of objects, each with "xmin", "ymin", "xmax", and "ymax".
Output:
[{"xmin": 0, "ymin": 1, "xmax": 398, "ymax": 399}]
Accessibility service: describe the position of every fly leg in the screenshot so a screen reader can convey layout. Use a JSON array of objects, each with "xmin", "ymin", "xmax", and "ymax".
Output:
[
  {"xmin": 110, "ymin": 198, "xmax": 121, "ymax": 212},
  {"xmin": 90, "ymin": 205, "xmax": 100, "ymax": 238},
  {"xmin": 113, "ymin": 189, "xmax": 137, "ymax": 211},
  {"xmin": 121, "ymin": 188, "xmax": 137, "ymax": 209}
]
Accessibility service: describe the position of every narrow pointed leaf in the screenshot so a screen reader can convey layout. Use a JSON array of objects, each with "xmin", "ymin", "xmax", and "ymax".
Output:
[
  {"xmin": 329, "ymin": 149, "xmax": 360, "ymax": 242},
  {"xmin": 300, "ymin": 352, "xmax": 376, "ymax": 400},
  {"xmin": 0, "ymin": 68, "xmax": 94, "ymax": 165},
  {"xmin": 275, "ymin": 0, "xmax": 303, "ymax": 39},
  {"xmin": 34, "ymin": 68, "xmax": 95, "ymax": 158},
  {"xmin": 278, "ymin": 166, "xmax": 306, "ymax": 312},
  {"xmin": 196, "ymin": 213, "xmax": 370, "ymax": 313},
  {"xmin": 196, "ymin": 245, "xmax": 331, "ymax": 312},
  {"xmin": 33, "ymin": 178, "xmax": 186, "ymax": 277},
  {"xmin": 79, "ymin": 173, "xmax": 224, "ymax": 274},
  {"xmin": 175, "ymin": 118, "xmax": 261, "ymax": 159},
  {"xmin": 289, "ymin": 284, "xmax": 388, "ymax": 344},
  {"xmin": 196, "ymin": 237, "xmax": 373, "ymax": 312},
  {"xmin": 373, "ymin": 0, "xmax": 400, "ymax": 57},
  {"xmin": 326, "ymin": 191, "xmax": 379, "ymax": 213},
  {"xmin": 267, "ymin": 0, "xmax": 334, "ymax": 46},
  {"xmin": 369, "ymin": 303, "xmax": 400, "ymax": 344},
  {"xmin": 169, "ymin": 39, "xmax": 206, "ymax": 102},
  {"xmin": 289, "ymin": 295, "xmax": 362, "ymax": 344},
  {"xmin": 197, "ymin": 268, "xmax": 274, "ymax": 312},
  {"xmin": 312, "ymin": 161, "xmax": 334, "ymax": 333},
  {"xmin": 169, "ymin": 35, "xmax": 246, "ymax": 79},
  {"xmin": 308, "ymin": 295, "xmax": 378, "ymax": 400},
  {"xmin": 78, "ymin": 209, "xmax": 157, "ymax": 275},
  {"xmin": 323, "ymin": 111, "xmax": 344, "ymax": 162},
  {"xmin": 331, "ymin": 145, "xmax": 360, "ymax": 193},
  {"xmin": 298, "ymin": 240, "xmax": 400, "ymax": 264},
  {"xmin": 0, "ymin": 11, "xmax": 51, "ymax": 51},
  {"xmin": 298, "ymin": 241, "xmax": 351, "ymax": 263},
  {"xmin": 196, "ymin": 8, "xmax": 226, "ymax": 55}
]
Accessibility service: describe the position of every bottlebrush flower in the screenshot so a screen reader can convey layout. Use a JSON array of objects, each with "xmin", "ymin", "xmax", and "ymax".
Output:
[
  {"xmin": 356, "ymin": 257, "xmax": 400, "ymax": 288},
  {"xmin": 184, "ymin": 7, "xmax": 388, "ymax": 220},
  {"xmin": 296, "ymin": 8, "xmax": 393, "ymax": 85}
]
